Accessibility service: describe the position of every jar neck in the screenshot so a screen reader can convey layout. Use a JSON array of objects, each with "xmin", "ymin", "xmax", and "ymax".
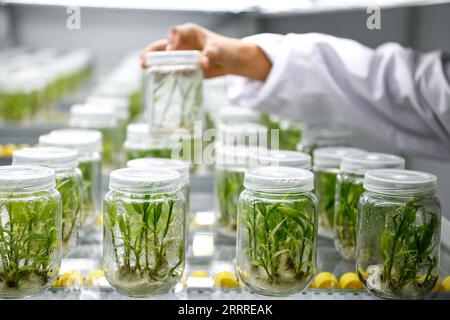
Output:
[
  {"xmin": 365, "ymin": 189, "xmax": 436, "ymax": 199},
  {"xmin": 109, "ymin": 189, "xmax": 179, "ymax": 199}
]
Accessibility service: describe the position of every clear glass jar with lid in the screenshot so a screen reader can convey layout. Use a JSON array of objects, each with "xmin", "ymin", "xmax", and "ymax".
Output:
[
  {"xmin": 69, "ymin": 103, "xmax": 119, "ymax": 170},
  {"xmin": 237, "ymin": 166, "xmax": 318, "ymax": 296},
  {"xmin": 0, "ymin": 165, "xmax": 61, "ymax": 299},
  {"xmin": 12, "ymin": 147, "xmax": 82, "ymax": 257},
  {"xmin": 103, "ymin": 168, "xmax": 186, "ymax": 297},
  {"xmin": 127, "ymin": 157, "xmax": 190, "ymax": 214},
  {"xmin": 260, "ymin": 113, "xmax": 306, "ymax": 151},
  {"xmin": 145, "ymin": 50, "xmax": 203, "ymax": 134},
  {"xmin": 297, "ymin": 126, "xmax": 351, "ymax": 156},
  {"xmin": 250, "ymin": 149, "xmax": 311, "ymax": 170},
  {"xmin": 214, "ymin": 145, "xmax": 260, "ymax": 238},
  {"xmin": 39, "ymin": 129, "xmax": 102, "ymax": 239},
  {"xmin": 357, "ymin": 169, "xmax": 441, "ymax": 299},
  {"xmin": 313, "ymin": 147, "xmax": 366, "ymax": 239},
  {"xmin": 123, "ymin": 123, "xmax": 181, "ymax": 162},
  {"xmin": 335, "ymin": 152, "xmax": 405, "ymax": 261}
]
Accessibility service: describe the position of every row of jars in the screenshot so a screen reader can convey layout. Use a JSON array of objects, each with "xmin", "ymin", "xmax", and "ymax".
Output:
[
  {"xmin": 0, "ymin": 154, "xmax": 190, "ymax": 299},
  {"xmin": 214, "ymin": 145, "xmax": 442, "ymax": 299}
]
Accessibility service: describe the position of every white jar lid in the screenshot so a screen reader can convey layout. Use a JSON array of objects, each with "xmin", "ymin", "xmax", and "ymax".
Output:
[
  {"xmin": 244, "ymin": 166, "xmax": 314, "ymax": 194},
  {"xmin": 0, "ymin": 165, "xmax": 55, "ymax": 193},
  {"xmin": 341, "ymin": 152, "xmax": 405, "ymax": 175},
  {"xmin": 39, "ymin": 129, "xmax": 102, "ymax": 154},
  {"xmin": 314, "ymin": 147, "xmax": 366, "ymax": 168},
  {"xmin": 218, "ymin": 122, "xmax": 267, "ymax": 147},
  {"xmin": 70, "ymin": 103, "xmax": 118, "ymax": 129},
  {"xmin": 127, "ymin": 158, "xmax": 190, "ymax": 182},
  {"xmin": 146, "ymin": 50, "xmax": 200, "ymax": 66},
  {"xmin": 301, "ymin": 126, "xmax": 351, "ymax": 146},
  {"xmin": 85, "ymin": 96, "xmax": 129, "ymax": 120},
  {"xmin": 215, "ymin": 106, "xmax": 261, "ymax": 124},
  {"xmin": 125, "ymin": 123, "xmax": 180, "ymax": 148},
  {"xmin": 13, "ymin": 147, "xmax": 79, "ymax": 170},
  {"xmin": 364, "ymin": 169, "xmax": 437, "ymax": 196},
  {"xmin": 251, "ymin": 149, "xmax": 311, "ymax": 170},
  {"xmin": 109, "ymin": 167, "xmax": 181, "ymax": 194}
]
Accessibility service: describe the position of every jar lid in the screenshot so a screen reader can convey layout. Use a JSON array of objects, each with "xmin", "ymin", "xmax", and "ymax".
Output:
[
  {"xmin": 85, "ymin": 96, "xmax": 129, "ymax": 120},
  {"xmin": 69, "ymin": 103, "xmax": 118, "ymax": 128},
  {"xmin": 301, "ymin": 126, "xmax": 351, "ymax": 146},
  {"xmin": 39, "ymin": 129, "xmax": 102, "ymax": 154},
  {"xmin": 13, "ymin": 147, "xmax": 79, "ymax": 170},
  {"xmin": 0, "ymin": 165, "xmax": 55, "ymax": 193},
  {"xmin": 314, "ymin": 147, "xmax": 366, "ymax": 168},
  {"xmin": 125, "ymin": 123, "xmax": 180, "ymax": 148},
  {"xmin": 215, "ymin": 106, "xmax": 261, "ymax": 124},
  {"xmin": 244, "ymin": 166, "xmax": 314, "ymax": 194},
  {"xmin": 146, "ymin": 50, "xmax": 201, "ymax": 66},
  {"xmin": 218, "ymin": 122, "xmax": 267, "ymax": 147},
  {"xmin": 109, "ymin": 167, "xmax": 181, "ymax": 194},
  {"xmin": 215, "ymin": 144, "xmax": 260, "ymax": 167},
  {"xmin": 341, "ymin": 152, "xmax": 405, "ymax": 175},
  {"xmin": 251, "ymin": 149, "xmax": 311, "ymax": 169},
  {"xmin": 127, "ymin": 158, "xmax": 190, "ymax": 182},
  {"xmin": 364, "ymin": 169, "xmax": 437, "ymax": 196}
]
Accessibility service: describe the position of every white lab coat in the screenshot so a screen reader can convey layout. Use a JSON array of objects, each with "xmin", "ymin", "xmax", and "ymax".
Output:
[{"xmin": 227, "ymin": 33, "xmax": 450, "ymax": 160}]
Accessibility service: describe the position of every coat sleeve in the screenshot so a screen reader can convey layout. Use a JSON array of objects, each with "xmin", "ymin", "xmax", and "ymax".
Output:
[{"xmin": 227, "ymin": 33, "xmax": 450, "ymax": 160}]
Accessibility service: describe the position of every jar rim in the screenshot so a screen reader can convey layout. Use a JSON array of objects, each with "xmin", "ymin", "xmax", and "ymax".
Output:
[
  {"xmin": 109, "ymin": 167, "xmax": 181, "ymax": 194},
  {"xmin": 0, "ymin": 165, "xmax": 55, "ymax": 193},
  {"xmin": 127, "ymin": 158, "xmax": 190, "ymax": 182},
  {"xmin": 244, "ymin": 166, "xmax": 314, "ymax": 193},
  {"xmin": 364, "ymin": 169, "xmax": 437, "ymax": 196},
  {"xmin": 146, "ymin": 50, "xmax": 201, "ymax": 66},
  {"xmin": 70, "ymin": 103, "xmax": 118, "ymax": 128},
  {"xmin": 39, "ymin": 129, "xmax": 102, "ymax": 154},
  {"xmin": 251, "ymin": 149, "xmax": 311, "ymax": 170},
  {"xmin": 13, "ymin": 147, "xmax": 79, "ymax": 170},
  {"xmin": 313, "ymin": 147, "xmax": 366, "ymax": 169},
  {"xmin": 341, "ymin": 152, "xmax": 405, "ymax": 175}
]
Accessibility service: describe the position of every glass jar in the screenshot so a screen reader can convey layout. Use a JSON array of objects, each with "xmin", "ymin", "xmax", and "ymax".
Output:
[
  {"xmin": 0, "ymin": 165, "xmax": 61, "ymax": 299},
  {"xmin": 237, "ymin": 166, "xmax": 318, "ymax": 296},
  {"xmin": 250, "ymin": 149, "xmax": 311, "ymax": 170},
  {"xmin": 69, "ymin": 103, "xmax": 120, "ymax": 170},
  {"xmin": 357, "ymin": 169, "xmax": 441, "ymax": 299},
  {"xmin": 214, "ymin": 145, "xmax": 258, "ymax": 239},
  {"xmin": 85, "ymin": 96, "xmax": 130, "ymax": 145},
  {"xmin": 12, "ymin": 147, "xmax": 83, "ymax": 257},
  {"xmin": 0, "ymin": 74, "xmax": 37, "ymax": 122},
  {"xmin": 146, "ymin": 50, "xmax": 203, "ymax": 134},
  {"xmin": 127, "ymin": 158, "xmax": 190, "ymax": 214},
  {"xmin": 313, "ymin": 147, "xmax": 366, "ymax": 239},
  {"xmin": 297, "ymin": 126, "xmax": 351, "ymax": 157},
  {"xmin": 39, "ymin": 129, "xmax": 102, "ymax": 240},
  {"xmin": 335, "ymin": 152, "xmax": 405, "ymax": 261},
  {"xmin": 123, "ymin": 123, "xmax": 181, "ymax": 162},
  {"xmin": 260, "ymin": 114, "xmax": 306, "ymax": 151},
  {"xmin": 103, "ymin": 168, "xmax": 186, "ymax": 297}
]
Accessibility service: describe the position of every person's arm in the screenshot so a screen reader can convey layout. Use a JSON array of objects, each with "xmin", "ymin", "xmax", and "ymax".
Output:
[{"xmin": 228, "ymin": 33, "xmax": 450, "ymax": 160}]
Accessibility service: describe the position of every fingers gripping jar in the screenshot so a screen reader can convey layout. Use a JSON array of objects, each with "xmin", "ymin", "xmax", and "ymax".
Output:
[
  {"xmin": 335, "ymin": 153, "xmax": 405, "ymax": 261},
  {"xmin": 39, "ymin": 129, "xmax": 102, "ymax": 239},
  {"xmin": 12, "ymin": 147, "xmax": 82, "ymax": 257},
  {"xmin": 103, "ymin": 168, "xmax": 186, "ymax": 297},
  {"xmin": 237, "ymin": 166, "xmax": 318, "ymax": 296},
  {"xmin": 313, "ymin": 147, "xmax": 366, "ymax": 239},
  {"xmin": 357, "ymin": 169, "xmax": 441, "ymax": 299},
  {"xmin": 0, "ymin": 165, "xmax": 61, "ymax": 299},
  {"xmin": 146, "ymin": 51, "xmax": 203, "ymax": 134},
  {"xmin": 127, "ymin": 158, "xmax": 190, "ymax": 214}
]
